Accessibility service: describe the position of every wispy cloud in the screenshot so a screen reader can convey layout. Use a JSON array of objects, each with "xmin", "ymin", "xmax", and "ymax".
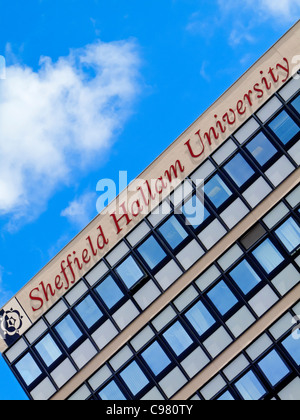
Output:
[
  {"xmin": 218, "ymin": 0, "xmax": 300, "ymax": 23},
  {"xmin": 0, "ymin": 39, "xmax": 141, "ymax": 230},
  {"xmin": 61, "ymin": 191, "xmax": 97, "ymax": 230}
]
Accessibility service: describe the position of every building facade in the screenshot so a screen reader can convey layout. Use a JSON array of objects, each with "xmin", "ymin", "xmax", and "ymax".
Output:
[{"xmin": 0, "ymin": 22, "xmax": 300, "ymax": 401}]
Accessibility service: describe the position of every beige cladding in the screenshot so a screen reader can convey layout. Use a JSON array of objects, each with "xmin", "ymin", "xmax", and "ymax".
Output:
[{"xmin": 1, "ymin": 21, "xmax": 300, "ymax": 354}]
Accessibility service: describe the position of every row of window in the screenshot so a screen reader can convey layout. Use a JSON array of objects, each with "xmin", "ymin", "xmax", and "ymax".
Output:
[
  {"xmin": 193, "ymin": 302, "xmax": 300, "ymax": 400},
  {"xmin": 63, "ymin": 197, "xmax": 300, "ymax": 400},
  {"xmin": 4, "ymin": 79, "xmax": 300, "ymax": 400}
]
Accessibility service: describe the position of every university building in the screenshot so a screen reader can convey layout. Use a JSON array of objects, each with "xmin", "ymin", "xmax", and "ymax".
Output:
[{"xmin": 0, "ymin": 22, "xmax": 300, "ymax": 401}]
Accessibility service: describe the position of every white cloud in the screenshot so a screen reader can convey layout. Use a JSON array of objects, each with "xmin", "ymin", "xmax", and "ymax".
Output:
[
  {"xmin": 61, "ymin": 192, "xmax": 97, "ymax": 229},
  {"xmin": 252, "ymin": 0, "xmax": 300, "ymax": 20},
  {"xmin": 0, "ymin": 39, "xmax": 141, "ymax": 229},
  {"xmin": 218, "ymin": 0, "xmax": 300, "ymax": 22}
]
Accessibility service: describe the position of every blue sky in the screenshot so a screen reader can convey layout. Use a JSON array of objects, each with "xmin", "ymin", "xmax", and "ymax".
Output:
[{"xmin": 0, "ymin": 0, "xmax": 299, "ymax": 401}]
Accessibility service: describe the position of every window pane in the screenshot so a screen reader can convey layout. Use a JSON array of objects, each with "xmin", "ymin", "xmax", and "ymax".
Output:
[
  {"xmin": 268, "ymin": 111, "xmax": 300, "ymax": 144},
  {"xmin": 137, "ymin": 236, "xmax": 167, "ymax": 270},
  {"xmin": 275, "ymin": 218, "xmax": 300, "ymax": 253},
  {"xmin": 230, "ymin": 260, "xmax": 262, "ymax": 294},
  {"xmin": 96, "ymin": 275, "xmax": 124, "ymax": 309},
  {"xmin": 224, "ymin": 154, "xmax": 255, "ymax": 187},
  {"xmin": 158, "ymin": 216, "xmax": 188, "ymax": 249},
  {"xmin": 15, "ymin": 353, "xmax": 42, "ymax": 386},
  {"xmin": 291, "ymin": 95, "xmax": 300, "ymax": 114},
  {"xmin": 207, "ymin": 281, "xmax": 239, "ymax": 315},
  {"xmin": 99, "ymin": 380, "xmax": 126, "ymax": 401},
  {"xmin": 258, "ymin": 350, "xmax": 290, "ymax": 386},
  {"xmin": 120, "ymin": 361, "xmax": 149, "ymax": 396},
  {"xmin": 141, "ymin": 341, "xmax": 171, "ymax": 376},
  {"xmin": 35, "ymin": 334, "xmax": 62, "ymax": 367},
  {"xmin": 75, "ymin": 295, "xmax": 103, "ymax": 329},
  {"xmin": 116, "ymin": 256, "xmax": 144, "ymax": 288},
  {"xmin": 55, "ymin": 315, "xmax": 82, "ymax": 348},
  {"xmin": 246, "ymin": 132, "xmax": 277, "ymax": 166},
  {"xmin": 282, "ymin": 334, "xmax": 300, "ymax": 365},
  {"xmin": 235, "ymin": 371, "xmax": 266, "ymax": 400},
  {"xmin": 252, "ymin": 239, "xmax": 284, "ymax": 274},
  {"xmin": 218, "ymin": 391, "xmax": 235, "ymax": 401},
  {"xmin": 180, "ymin": 195, "xmax": 210, "ymax": 228},
  {"xmin": 205, "ymin": 175, "xmax": 232, "ymax": 208},
  {"xmin": 185, "ymin": 301, "xmax": 216, "ymax": 336},
  {"xmin": 163, "ymin": 321, "xmax": 193, "ymax": 356}
]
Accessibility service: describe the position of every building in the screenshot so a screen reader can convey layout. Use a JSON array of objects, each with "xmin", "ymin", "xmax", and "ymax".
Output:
[{"xmin": 0, "ymin": 22, "xmax": 300, "ymax": 401}]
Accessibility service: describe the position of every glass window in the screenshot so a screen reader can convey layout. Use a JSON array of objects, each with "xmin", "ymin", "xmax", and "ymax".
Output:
[
  {"xmin": 120, "ymin": 361, "xmax": 149, "ymax": 396},
  {"xmin": 291, "ymin": 95, "xmax": 300, "ymax": 114},
  {"xmin": 207, "ymin": 281, "xmax": 239, "ymax": 315},
  {"xmin": 99, "ymin": 380, "xmax": 126, "ymax": 400},
  {"xmin": 258, "ymin": 350, "xmax": 290, "ymax": 386},
  {"xmin": 230, "ymin": 260, "xmax": 262, "ymax": 294},
  {"xmin": 96, "ymin": 275, "xmax": 124, "ymax": 309},
  {"xmin": 15, "ymin": 353, "xmax": 42, "ymax": 386},
  {"xmin": 180, "ymin": 194, "xmax": 210, "ymax": 228},
  {"xmin": 163, "ymin": 321, "xmax": 193, "ymax": 356},
  {"xmin": 115, "ymin": 255, "xmax": 144, "ymax": 288},
  {"xmin": 55, "ymin": 315, "xmax": 82, "ymax": 348},
  {"xmin": 282, "ymin": 334, "xmax": 300, "ymax": 365},
  {"xmin": 252, "ymin": 239, "xmax": 284, "ymax": 274},
  {"xmin": 235, "ymin": 370, "xmax": 266, "ymax": 400},
  {"xmin": 205, "ymin": 175, "xmax": 232, "ymax": 208},
  {"xmin": 35, "ymin": 334, "xmax": 62, "ymax": 367},
  {"xmin": 137, "ymin": 236, "xmax": 167, "ymax": 270},
  {"xmin": 185, "ymin": 301, "xmax": 216, "ymax": 336},
  {"xmin": 158, "ymin": 216, "xmax": 188, "ymax": 249},
  {"xmin": 223, "ymin": 153, "xmax": 255, "ymax": 187},
  {"xmin": 141, "ymin": 341, "xmax": 171, "ymax": 376},
  {"xmin": 218, "ymin": 391, "xmax": 235, "ymax": 401},
  {"xmin": 268, "ymin": 111, "xmax": 300, "ymax": 144},
  {"xmin": 246, "ymin": 132, "xmax": 277, "ymax": 166},
  {"xmin": 75, "ymin": 295, "xmax": 103, "ymax": 329},
  {"xmin": 275, "ymin": 218, "xmax": 300, "ymax": 253}
]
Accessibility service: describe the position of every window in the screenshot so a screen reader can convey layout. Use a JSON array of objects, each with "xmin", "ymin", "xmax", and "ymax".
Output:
[
  {"xmin": 230, "ymin": 260, "xmax": 262, "ymax": 294},
  {"xmin": 246, "ymin": 132, "xmax": 277, "ymax": 166},
  {"xmin": 141, "ymin": 341, "xmax": 171, "ymax": 376},
  {"xmin": 205, "ymin": 175, "xmax": 232, "ymax": 208},
  {"xmin": 218, "ymin": 391, "xmax": 235, "ymax": 401},
  {"xmin": 120, "ymin": 361, "xmax": 149, "ymax": 396},
  {"xmin": 291, "ymin": 95, "xmax": 300, "ymax": 114},
  {"xmin": 258, "ymin": 350, "xmax": 290, "ymax": 386},
  {"xmin": 96, "ymin": 275, "xmax": 124, "ymax": 309},
  {"xmin": 99, "ymin": 380, "xmax": 126, "ymax": 401},
  {"xmin": 185, "ymin": 301, "xmax": 216, "ymax": 336},
  {"xmin": 115, "ymin": 256, "xmax": 144, "ymax": 288},
  {"xmin": 235, "ymin": 370, "xmax": 266, "ymax": 400},
  {"xmin": 180, "ymin": 194, "xmax": 210, "ymax": 228},
  {"xmin": 223, "ymin": 153, "xmax": 255, "ymax": 187},
  {"xmin": 268, "ymin": 111, "xmax": 300, "ymax": 144},
  {"xmin": 158, "ymin": 216, "xmax": 188, "ymax": 249},
  {"xmin": 163, "ymin": 321, "xmax": 193, "ymax": 356},
  {"xmin": 275, "ymin": 217, "xmax": 300, "ymax": 253},
  {"xmin": 137, "ymin": 236, "xmax": 167, "ymax": 270},
  {"xmin": 35, "ymin": 334, "xmax": 62, "ymax": 367},
  {"xmin": 55, "ymin": 315, "xmax": 82, "ymax": 348},
  {"xmin": 15, "ymin": 353, "xmax": 42, "ymax": 386},
  {"xmin": 252, "ymin": 239, "xmax": 284, "ymax": 274},
  {"xmin": 75, "ymin": 295, "xmax": 103, "ymax": 329},
  {"xmin": 282, "ymin": 334, "xmax": 300, "ymax": 365},
  {"xmin": 207, "ymin": 281, "xmax": 239, "ymax": 315}
]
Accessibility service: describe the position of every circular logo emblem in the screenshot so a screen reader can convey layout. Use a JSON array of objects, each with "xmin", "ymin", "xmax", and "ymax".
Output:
[{"xmin": 0, "ymin": 308, "xmax": 23, "ymax": 337}]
